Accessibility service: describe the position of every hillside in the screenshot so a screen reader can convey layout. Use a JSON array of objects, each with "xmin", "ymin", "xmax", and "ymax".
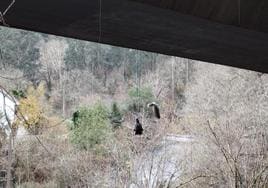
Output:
[{"xmin": 0, "ymin": 26, "xmax": 267, "ymax": 188}]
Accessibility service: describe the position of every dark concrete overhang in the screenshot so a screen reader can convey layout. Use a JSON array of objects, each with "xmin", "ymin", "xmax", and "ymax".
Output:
[{"xmin": 1, "ymin": 0, "xmax": 268, "ymax": 73}]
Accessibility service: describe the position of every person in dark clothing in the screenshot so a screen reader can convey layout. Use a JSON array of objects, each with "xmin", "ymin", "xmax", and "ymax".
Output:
[
  {"xmin": 134, "ymin": 118, "xmax": 143, "ymax": 135},
  {"xmin": 72, "ymin": 110, "xmax": 80, "ymax": 129}
]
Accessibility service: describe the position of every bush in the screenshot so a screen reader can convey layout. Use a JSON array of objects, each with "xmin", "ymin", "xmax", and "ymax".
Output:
[
  {"xmin": 127, "ymin": 86, "xmax": 154, "ymax": 113},
  {"xmin": 11, "ymin": 89, "xmax": 26, "ymax": 99},
  {"xmin": 16, "ymin": 84, "xmax": 48, "ymax": 134},
  {"xmin": 109, "ymin": 102, "xmax": 123, "ymax": 128},
  {"xmin": 70, "ymin": 103, "xmax": 111, "ymax": 150}
]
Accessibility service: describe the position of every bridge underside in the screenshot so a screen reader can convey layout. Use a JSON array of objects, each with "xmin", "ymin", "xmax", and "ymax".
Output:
[{"xmin": 1, "ymin": 0, "xmax": 268, "ymax": 73}]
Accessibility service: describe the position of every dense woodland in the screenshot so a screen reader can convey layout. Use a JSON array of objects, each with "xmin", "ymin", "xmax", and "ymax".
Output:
[{"xmin": 0, "ymin": 26, "xmax": 267, "ymax": 188}]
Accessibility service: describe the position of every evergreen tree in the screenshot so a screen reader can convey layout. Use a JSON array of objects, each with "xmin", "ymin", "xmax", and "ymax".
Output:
[
  {"xmin": 70, "ymin": 103, "xmax": 111, "ymax": 151},
  {"xmin": 110, "ymin": 102, "xmax": 123, "ymax": 128}
]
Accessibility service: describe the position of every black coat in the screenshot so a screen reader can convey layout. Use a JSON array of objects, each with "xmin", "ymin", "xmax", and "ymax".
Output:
[{"xmin": 134, "ymin": 118, "xmax": 143, "ymax": 135}]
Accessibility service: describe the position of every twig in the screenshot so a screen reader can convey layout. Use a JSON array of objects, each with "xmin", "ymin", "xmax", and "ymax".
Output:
[
  {"xmin": 156, "ymin": 86, "xmax": 164, "ymax": 99},
  {"xmin": 0, "ymin": 75, "xmax": 27, "ymax": 81},
  {"xmin": 0, "ymin": 12, "xmax": 8, "ymax": 26},
  {"xmin": 0, "ymin": 0, "xmax": 15, "ymax": 26},
  {"xmin": 249, "ymin": 166, "xmax": 268, "ymax": 188},
  {"xmin": 3, "ymin": 0, "xmax": 16, "ymax": 16},
  {"xmin": 207, "ymin": 120, "xmax": 236, "ymax": 177},
  {"xmin": 176, "ymin": 175, "xmax": 214, "ymax": 187}
]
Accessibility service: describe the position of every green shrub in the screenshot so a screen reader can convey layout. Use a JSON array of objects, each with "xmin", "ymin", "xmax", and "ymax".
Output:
[
  {"xmin": 70, "ymin": 103, "xmax": 111, "ymax": 150},
  {"xmin": 12, "ymin": 89, "xmax": 26, "ymax": 99},
  {"xmin": 109, "ymin": 102, "xmax": 123, "ymax": 128},
  {"xmin": 127, "ymin": 86, "xmax": 154, "ymax": 113}
]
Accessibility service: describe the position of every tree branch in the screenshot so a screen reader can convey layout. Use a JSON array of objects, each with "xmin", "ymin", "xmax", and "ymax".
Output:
[
  {"xmin": 207, "ymin": 121, "xmax": 236, "ymax": 177},
  {"xmin": 176, "ymin": 174, "xmax": 215, "ymax": 188},
  {"xmin": 0, "ymin": 0, "xmax": 15, "ymax": 26}
]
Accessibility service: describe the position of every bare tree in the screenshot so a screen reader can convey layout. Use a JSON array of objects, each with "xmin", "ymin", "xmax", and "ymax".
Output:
[
  {"xmin": 0, "ymin": 87, "xmax": 17, "ymax": 188},
  {"xmin": 180, "ymin": 63, "xmax": 268, "ymax": 187},
  {"xmin": 38, "ymin": 38, "xmax": 68, "ymax": 116}
]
